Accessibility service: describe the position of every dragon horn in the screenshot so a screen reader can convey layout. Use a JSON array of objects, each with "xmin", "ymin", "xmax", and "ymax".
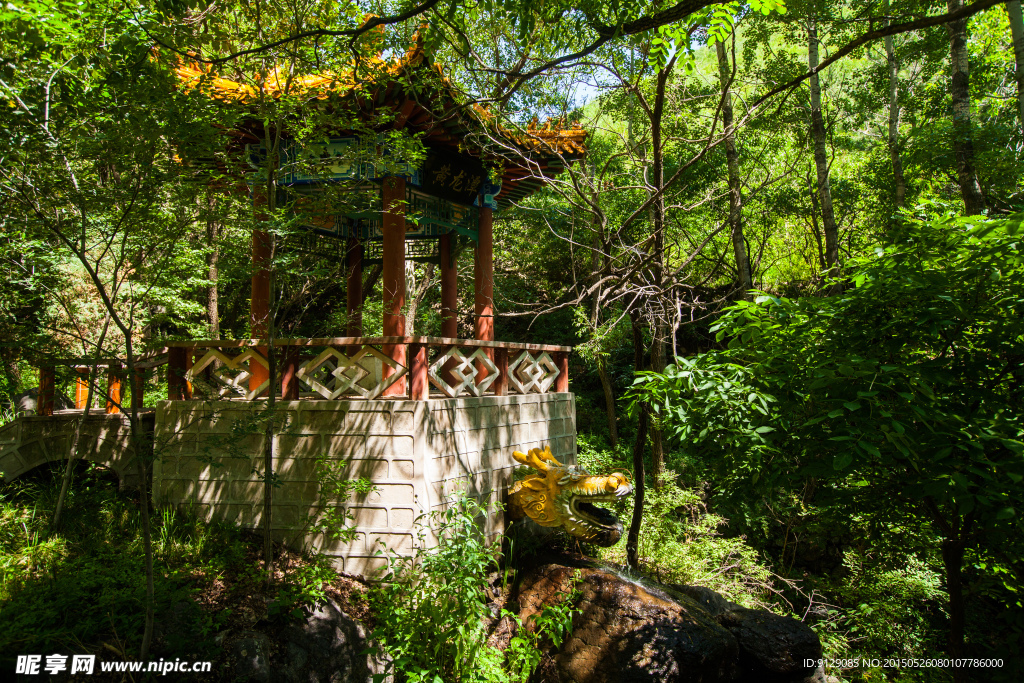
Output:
[
  {"xmin": 513, "ymin": 447, "xmax": 553, "ymax": 472},
  {"xmin": 535, "ymin": 445, "xmax": 563, "ymax": 468}
]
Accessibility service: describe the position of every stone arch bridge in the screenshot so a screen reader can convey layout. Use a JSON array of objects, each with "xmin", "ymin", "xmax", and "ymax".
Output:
[{"xmin": 0, "ymin": 412, "xmax": 151, "ymax": 487}]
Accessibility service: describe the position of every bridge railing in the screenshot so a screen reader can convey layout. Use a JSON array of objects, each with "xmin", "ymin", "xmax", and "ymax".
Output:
[
  {"xmin": 33, "ymin": 355, "xmax": 168, "ymax": 417},
  {"xmin": 163, "ymin": 337, "xmax": 571, "ymax": 402}
]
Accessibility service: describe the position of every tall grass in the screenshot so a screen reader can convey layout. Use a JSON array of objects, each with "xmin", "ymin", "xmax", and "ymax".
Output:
[{"xmin": 0, "ymin": 464, "xmax": 246, "ymax": 662}]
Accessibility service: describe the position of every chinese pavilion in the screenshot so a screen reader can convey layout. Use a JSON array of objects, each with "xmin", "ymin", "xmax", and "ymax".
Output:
[{"xmin": 9, "ymin": 39, "xmax": 589, "ymax": 576}]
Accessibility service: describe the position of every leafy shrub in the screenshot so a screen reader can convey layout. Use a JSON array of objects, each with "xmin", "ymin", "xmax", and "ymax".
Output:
[
  {"xmin": 601, "ymin": 472, "xmax": 778, "ymax": 608},
  {"xmin": 368, "ymin": 492, "xmax": 505, "ymax": 683},
  {"xmin": 368, "ymin": 492, "xmax": 569, "ymax": 683},
  {"xmin": 839, "ymin": 551, "xmax": 946, "ymax": 659}
]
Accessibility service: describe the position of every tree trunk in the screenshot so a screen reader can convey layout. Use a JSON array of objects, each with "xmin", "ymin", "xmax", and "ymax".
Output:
[
  {"xmin": 261, "ymin": 143, "xmax": 280, "ymax": 577},
  {"xmin": 649, "ymin": 328, "xmax": 665, "ymax": 488},
  {"xmin": 405, "ymin": 262, "xmax": 435, "ymax": 335},
  {"xmin": 884, "ymin": 3, "xmax": 908, "ymax": 209},
  {"xmin": 647, "ymin": 65, "xmax": 671, "ymax": 487},
  {"xmin": 808, "ymin": 17, "xmax": 840, "ymax": 272},
  {"xmin": 926, "ymin": 499, "xmax": 973, "ymax": 683},
  {"xmin": 52, "ymin": 315, "xmax": 111, "ymax": 531},
  {"xmin": 597, "ymin": 362, "xmax": 618, "ymax": 448},
  {"xmin": 361, "ymin": 264, "xmax": 383, "ymax": 306},
  {"xmin": 125, "ymin": 346, "xmax": 155, "ymax": 660},
  {"xmin": 626, "ymin": 310, "xmax": 648, "ymax": 569},
  {"xmin": 947, "ymin": 0, "xmax": 987, "ymax": 215},
  {"xmin": 807, "ymin": 167, "xmax": 826, "ymax": 271},
  {"xmin": 589, "ymin": 220, "xmax": 618, "ymax": 447},
  {"xmin": 1006, "ymin": 0, "xmax": 1024, "ymax": 124},
  {"xmin": 206, "ymin": 189, "xmax": 221, "ymax": 338},
  {"xmin": 716, "ymin": 40, "xmax": 752, "ymax": 296},
  {"xmin": 941, "ymin": 536, "xmax": 968, "ymax": 681}
]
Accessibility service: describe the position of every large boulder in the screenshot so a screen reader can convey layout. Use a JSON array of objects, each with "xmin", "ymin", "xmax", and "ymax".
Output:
[
  {"xmin": 218, "ymin": 596, "xmax": 389, "ymax": 683},
  {"xmin": 718, "ymin": 609, "xmax": 824, "ymax": 683},
  {"xmin": 517, "ymin": 563, "xmax": 739, "ymax": 683},
  {"xmin": 229, "ymin": 631, "xmax": 273, "ymax": 683},
  {"xmin": 276, "ymin": 596, "xmax": 387, "ymax": 683},
  {"xmin": 515, "ymin": 560, "xmax": 822, "ymax": 683},
  {"xmin": 12, "ymin": 386, "xmax": 73, "ymax": 415}
]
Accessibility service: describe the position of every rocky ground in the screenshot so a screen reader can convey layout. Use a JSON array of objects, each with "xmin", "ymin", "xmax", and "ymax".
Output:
[
  {"xmin": 176, "ymin": 545, "xmax": 828, "ymax": 683},
  {"xmin": 27, "ymin": 541, "xmax": 826, "ymax": 682},
  {"xmin": 503, "ymin": 550, "xmax": 826, "ymax": 683}
]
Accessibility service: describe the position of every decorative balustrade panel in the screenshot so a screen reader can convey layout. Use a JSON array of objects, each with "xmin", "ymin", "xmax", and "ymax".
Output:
[
  {"xmin": 508, "ymin": 351, "xmax": 559, "ymax": 394},
  {"xmin": 172, "ymin": 338, "xmax": 569, "ymax": 402},
  {"xmin": 297, "ymin": 346, "xmax": 406, "ymax": 400},
  {"xmin": 189, "ymin": 349, "xmax": 269, "ymax": 400},
  {"xmin": 427, "ymin": 346, "xmax": 498, "ymax": 398}
]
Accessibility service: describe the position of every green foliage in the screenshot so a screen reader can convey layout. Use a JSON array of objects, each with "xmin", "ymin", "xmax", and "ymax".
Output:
[
  {"xmin": 369, "ymin": 492, "xmax": 564, "ymax": 683},
  {"xmin": 369, "ymin": 492, "xmax": 503, "ymax": 683},
  {"xmin": 304, "ymin": 454, "xmax": 376, "ymax": 545},
  {"xmin": 635, "ymin": 210, "xmax": 1024, "ymax": 533},
  {"xmin": 0, "ymin": 466, "xmax": 249, "ymax": 662},
  {"xmin": 603, "ymin": 472, "xmax": 779, "ymax": 609},
  {"xmin": 839, "ymin": 551, "xmax": 946, "ymax": 660},
  {"xmin": 267, "ymin": 557, "xmax": 338, "ymax": 621},
  {"xmin": 631, "ymin": 209, "xmax": 1024, "ymax": 670},
  {"xmin": 578, "ymin": 437, "xmax": 780, "ymax": 609}
]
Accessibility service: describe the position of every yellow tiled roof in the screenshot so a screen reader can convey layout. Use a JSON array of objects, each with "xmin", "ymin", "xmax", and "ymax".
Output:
[{"xmin": 169, "ymin": 36, "xmax": 587, "ymax": 163}]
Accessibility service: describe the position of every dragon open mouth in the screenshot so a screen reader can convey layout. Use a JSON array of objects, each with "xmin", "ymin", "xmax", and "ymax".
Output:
[
  {"xmin": 566, "ymin": 491, "xmax": 628, "ymax": 546},
  {"xmin": 572, "ymin": 498, "xmax": 621, "ymax": 528}
]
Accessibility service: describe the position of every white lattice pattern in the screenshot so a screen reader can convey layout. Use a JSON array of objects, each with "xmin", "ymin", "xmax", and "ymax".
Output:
[
  {"xmin": 188, "ymin": 349, "xmax": 270, "ymax": 400},
  {"xmin": 508, "ymin": 351, "xmax": 558, "ymax": 394},
  {"xmin": 427, "ymin": 347, "xmax": 499, "ymax": 398},
  {"xmin": 297, "ymin": 346, "xmax": 406, "ymax": 400}
]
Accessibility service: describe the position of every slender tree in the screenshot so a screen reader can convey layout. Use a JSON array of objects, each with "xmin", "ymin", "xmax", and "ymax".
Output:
[
  {"xmin": 884, "ymin": 0, "xmax": 908, "ymax": 209},
  {"xmin": 716, "ymin": 38, "xmax": 753, "ymax": 295},
  {"xmin": 1006, "ymin": 0, "xmax": 1024, "ymax": 123},
  {"xmin": 807, "ymin": 14, "xmax": 840, "ymax": 272},
  {"xmin": 946, "ymin": 0, "xmax": 988, "ymax": 214}
]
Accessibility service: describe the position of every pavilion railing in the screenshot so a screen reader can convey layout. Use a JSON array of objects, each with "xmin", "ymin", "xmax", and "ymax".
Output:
[{"xmin": 164, "ymin": 337, "xmax": 571, "ymax": 402}]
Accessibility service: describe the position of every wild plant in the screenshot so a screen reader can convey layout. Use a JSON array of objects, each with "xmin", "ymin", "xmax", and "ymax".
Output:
[{"xmin": 368, "ymin": 491, "xmax": 502, "ymax": 682}]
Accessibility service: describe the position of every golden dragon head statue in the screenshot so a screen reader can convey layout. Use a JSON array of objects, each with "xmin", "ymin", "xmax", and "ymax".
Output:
[{"xmin": 508, "ymin": 445, "xmax": 632, "ymax": 547}]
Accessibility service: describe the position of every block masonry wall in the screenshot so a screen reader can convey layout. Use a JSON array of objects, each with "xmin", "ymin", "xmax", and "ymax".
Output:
[{"xmin": 152, "ymin": 393, "xmax": 576, "ymax": 576}]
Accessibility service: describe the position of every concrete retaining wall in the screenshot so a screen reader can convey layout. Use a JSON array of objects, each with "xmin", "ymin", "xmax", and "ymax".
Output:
[{"xmin": 152, "ymin": 393, "xmax": 576, "ymax": 576}]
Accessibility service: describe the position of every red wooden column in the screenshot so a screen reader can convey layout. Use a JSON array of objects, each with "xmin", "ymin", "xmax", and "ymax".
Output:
[
  {"xmin": 493, "ymin": 347, "xmax": 509, "ymax": 396},
  {"xmin": 280, "ymin": 347, "xmax": 299, "ymax": 400},
  {"xmin": 37, "ymin": 364, "xmax": 55, "ymax": 416},
  {"xmin": 168, "ymin": 347, "xmax": 193, "ymax": 401},
  {"xmin": 554, "ymin": 351, "xmax": 569, "ymax": 393},
  {"xmin": 75, "ymin": 367, "xmax": 89, "ymax": 409},
  {"xmin": 105, "ymin": 364, "xmax": 122, "ymax": 415},
  {"xmin": 408, "ymin": 342, "xmax": 428, "ymax": 400},
  {"xmin": 440, "ymin": 233, "xmax": 458, "ymax": 338},
  {"xmin": 381, "ymin": 177, "xmax": 407, "ymax": 397},
  {"xmin": 250, "ymin": 188, "xmax": 272, "ymax": 394},
  {"xmin": 346, "ymin": 236, "xmax": 363, "ymax": 356},
  {"xmin": 474, "ymin": 199, "xmax": 495, "ymax": 381},
  {"xmin": 132, "ymin": 368, "xmax": 145, "ymax": 411}
]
